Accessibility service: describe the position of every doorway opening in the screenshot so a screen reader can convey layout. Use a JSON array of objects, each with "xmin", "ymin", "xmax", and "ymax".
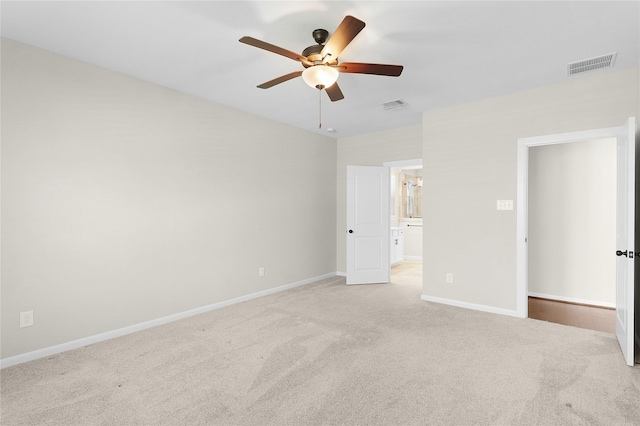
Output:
[
  {"xmin": 527, "ymin": 138, "xmax": 616, "ymax": 333},
  {"xmin": 516, "ymin": 118, "xmax": 636, "ymax": 366},
  {"xmin": 384, "ymin": 159, "xmax": 423, "ymax": 289}
]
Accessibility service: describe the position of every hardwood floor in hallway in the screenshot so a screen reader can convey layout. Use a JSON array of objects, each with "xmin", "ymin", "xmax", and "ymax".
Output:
[
  {"xmin": 528, "ymin": 297, "xmax": 615, "ymax": 334},
  {"xmin": 392, "ymin": 262, "xmax": 616, "ymax": 335}
]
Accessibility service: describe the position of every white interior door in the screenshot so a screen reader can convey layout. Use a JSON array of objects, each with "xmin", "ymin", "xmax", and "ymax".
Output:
[
  {"xmin": 615, "ymin": 117, "xmax": 636, "ymax": 367},
  {"xmin": 346, "ymin": 165, "xmax": 390, "ymax": 285}
]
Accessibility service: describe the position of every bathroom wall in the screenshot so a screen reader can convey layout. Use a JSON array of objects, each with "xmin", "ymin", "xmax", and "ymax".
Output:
[{"xmin": 401, "ymin": 224, "xmax": 423, "ymax": 259}]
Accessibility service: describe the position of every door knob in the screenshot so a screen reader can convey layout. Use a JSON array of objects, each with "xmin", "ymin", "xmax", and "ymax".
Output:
[
  {"xmin": 348, "ymin": 229, "xmax": 354, "ymax": 233},
  {"xmin": 617, "ymin": 249, "xmax": 640, "ymax": 258}
]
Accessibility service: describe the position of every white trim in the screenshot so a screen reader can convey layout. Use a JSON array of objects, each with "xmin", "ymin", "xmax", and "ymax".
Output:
[
  {"xmin": 403, "ymin": 255, "xmax": 422, "ymax": 261},
  {"xmin": 528, "ymin": 292, "xmax": 615, "ymax": 309},
  {"xmin": 517, "ymin": 125, "xmax": 621, "ymax": 319},
  {"xmin": 421, "ymin": 294, "xmax": 520, "ymax": 318},
  {"xmin": 0, "ymin": 272, "xmax": 338, "ymax": 369},
  {"xmin": 336, "ymin": 271, "xmax": 347, "ymax": 277},
  {"xmin": 383, "ymin": 158, "xmax": 423, "ymax": 168}
]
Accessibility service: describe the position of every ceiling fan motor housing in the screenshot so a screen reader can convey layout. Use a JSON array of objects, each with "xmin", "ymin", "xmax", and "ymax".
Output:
[
  {"xmin": 312, "ymin": 29, "xmax": 328, "ymax": 44},
  {"xmin": 301, "ymin": 44, "xmax": 324, "ymax": 65},
  {"xmin": 302, "ymin": 29, "xmax": 339, "ymax": 67}
]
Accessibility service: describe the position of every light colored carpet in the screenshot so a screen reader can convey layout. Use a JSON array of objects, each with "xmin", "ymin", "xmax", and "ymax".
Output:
[{"xmin": 1, "ymin": 275, "xmax": 639, "ymax": 425}]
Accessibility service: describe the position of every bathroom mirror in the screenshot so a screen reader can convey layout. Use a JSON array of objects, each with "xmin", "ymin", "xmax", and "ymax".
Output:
[{"xmin": 401, "ymin": 170, "xmax": 423, "ymax": 218}]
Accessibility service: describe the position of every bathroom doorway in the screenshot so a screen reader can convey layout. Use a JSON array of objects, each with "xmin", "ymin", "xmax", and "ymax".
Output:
[{"xmin": 384, "ymin": 159, "xmax": 423, "ymax": 288}]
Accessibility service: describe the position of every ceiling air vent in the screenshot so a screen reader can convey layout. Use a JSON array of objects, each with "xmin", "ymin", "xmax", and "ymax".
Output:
[
  {"xmin": 568, "ymin": 52, "xmax": 616, "ymax": 76},
  {"xmin": 382, "ymin": 99, "xmax": 408, "ymax": 110}
]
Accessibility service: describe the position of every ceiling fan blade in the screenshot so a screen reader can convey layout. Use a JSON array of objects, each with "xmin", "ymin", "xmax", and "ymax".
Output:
[
  {"xmin": 325, "ymin": 83, "xmax": 345, "ymax": 102},
  {"xmin": 240, "ymin": 36, "xmax": 312, "ymax": 65},
  {"xmin": 257, "ymin": 71, "xmax": 303, "ymax": 89},
  {"xmin": 334, "ymin": 62, "xmax": 404, "ymax": 77},
  {"xmin": 320, "ymin": 16, "xmax": 365, "ymax": 62}
]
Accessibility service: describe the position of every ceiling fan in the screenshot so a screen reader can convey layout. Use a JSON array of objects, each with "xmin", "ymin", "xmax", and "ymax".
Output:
[{"xmin": 239, "ymin": 15, "xmax": 404, "ymax": 102}]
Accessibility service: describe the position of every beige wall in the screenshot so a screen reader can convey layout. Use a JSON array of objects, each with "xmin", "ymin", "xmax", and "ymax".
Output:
[
  {"xmin": 3, "ymin": 37, "xmax": 638, "ymax": 360},
  {"xmin": 528, "ymin": 138, "xmax": 616, "ymax": 305},
  {"xmin": 422, "ymin": 66, "xmax": 639, "ymax": 313},
  {"xmin": 336, "ymin": 125, "xmax": 422, "ymax": 273},
  {"xmin": 1, "ymin": 39, "xmax": 337, "ymax": 359}
]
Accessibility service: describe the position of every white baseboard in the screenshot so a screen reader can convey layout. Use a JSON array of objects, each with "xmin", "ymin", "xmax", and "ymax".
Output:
[
  {"xmin": 527, "ymin": 292, "xmax": 615, "ymax": 309},
  {"xmin": 403, "ymin": 256, "xmax": 422, "ymax": 261},
  {"xmin": 1, "ymin": 272, "xmax": 338, "ymax": 369},
  {"xmin": 421, "ymin": 294, "xmax": 521, "ymax": 318},
  {"xmin": 336, "ymin": 271, "xmax": 346, "ymax": 277}
]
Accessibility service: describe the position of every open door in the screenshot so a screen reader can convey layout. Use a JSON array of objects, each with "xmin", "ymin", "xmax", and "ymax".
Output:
[
  {"xmin": 346, "ymin": 165, "xmax": 390, "ymax": 285},
  {"xmin": 615, "ymin": 117, "xmax": 636, "ymax": 366},
  {"xmin": 518, "ymin": 117, "xmax": 636, "ymax": 366}
]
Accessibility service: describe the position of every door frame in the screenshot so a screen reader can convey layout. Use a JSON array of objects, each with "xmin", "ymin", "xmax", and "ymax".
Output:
[
  {"xmin": 516, "ymin": 125, "xmax": 630, "ymax": 318},
  {"xmin": 383, "ymin": 158, "xmax": 424, "ymax": 268},
  {"xmin": 384, "ymin": 159, "xmax": 423, "ymax": 169}
]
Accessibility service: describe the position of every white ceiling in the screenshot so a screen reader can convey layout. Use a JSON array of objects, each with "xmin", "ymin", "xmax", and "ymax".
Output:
[{"xmin": 2, "ymin": 1, "xmax": 639, "ymax": 138}]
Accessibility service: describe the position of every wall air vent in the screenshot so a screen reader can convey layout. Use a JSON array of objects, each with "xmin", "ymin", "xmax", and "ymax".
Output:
[
  {"xmin": 568, "ymin": 52, "xmax": 616, "ymax": 76},
  {"xmin": 382, "ymin": 99, "xmax": 408, "ymax": 110}
]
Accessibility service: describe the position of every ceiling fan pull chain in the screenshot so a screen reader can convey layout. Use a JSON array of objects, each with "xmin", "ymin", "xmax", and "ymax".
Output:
[{"xmin": 318, "ymin": 88, "xmax": 322, "ymax": 129}]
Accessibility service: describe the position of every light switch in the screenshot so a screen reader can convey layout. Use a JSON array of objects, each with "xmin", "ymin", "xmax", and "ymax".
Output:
[{"xmin": 497, "ymin": 200, "xmax": 513, "ymax": 211}]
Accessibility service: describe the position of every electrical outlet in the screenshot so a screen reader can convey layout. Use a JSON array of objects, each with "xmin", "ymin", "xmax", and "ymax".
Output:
[
  {"xmin": 446, "ymin": 273, "xmax": 453, "ymax": 284},
  {"xmin": 20, "ymin": 311, "xmax": 34, "ymax": 328},
  {"xmin": 258, "ymin": 267, "xmax": 265, "ymax": 277}
]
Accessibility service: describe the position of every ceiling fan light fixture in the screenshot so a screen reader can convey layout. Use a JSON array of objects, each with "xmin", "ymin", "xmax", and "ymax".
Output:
[{"xmin": 302, "ymin": 65, "xmax": 338, "ymax": 89}]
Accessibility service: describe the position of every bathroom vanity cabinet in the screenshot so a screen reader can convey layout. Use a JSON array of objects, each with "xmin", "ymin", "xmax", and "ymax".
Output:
[{"xmin": 390, "ymin": 227, "xmax": 405, "ymax": 266}]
